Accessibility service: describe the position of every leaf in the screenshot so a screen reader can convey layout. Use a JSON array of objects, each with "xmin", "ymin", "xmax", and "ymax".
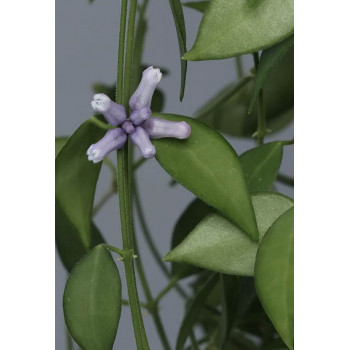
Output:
[
  {"xmin": 249, "ymin": 35, "xmax": 294, "ymax": 114},
  {"xmin": 198, "ymin": 47, "xmax": 294, "ymax": 137},
  {"xmin": 176, "ymin": 273, "xmax": 219, "ymax": 350},
  {"xmin": 92, "ymin": 82, "xmax": 165, "ymax": 113},
  {"xmin": 240, "ymin": 142, "xmax": 283, "ymax": 192},
  {"xmin": 168, "ymin": 0, "xmax": 188, "ymax": 100},
  {"xmin": 56, "ymin": 119, "xmax": 105, "ymax": 248},
  {"xmin": 164, "ymin": 192, "xmax": 293, "ymax": 276},
  {"xmin": 183, "ymin": 1, "xmax": 210, "ymax": 12},
  {"xmin": 171, "ymin": 199, "xmax": 212, "ymax": 279},
  {"xmin": 55, "ymin": 137, "xmax": 68, "ymax": 158},
  {"xmin": 56, "ymin": 203, "xmax": 104, "ymax": 272},
  {"xmin": 255, "ymin": 207, "xmax": 294, "ymax": 349},
  {"xmin": 183, "ymin": 0, "xmax": 294, "ymax": 61},
  {"xmin": 153, "ymin": 113, "xmax": 258, "ymax": 241},
  {"xmin": 64, "ymin": 245, "xmax": 122, "ymax": 350}
]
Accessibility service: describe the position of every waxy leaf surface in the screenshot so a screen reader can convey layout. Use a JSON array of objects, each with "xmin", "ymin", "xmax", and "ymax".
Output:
[
  {"xmin": 164, "ymin": 193, "xmax": 293, "ymax": 276},
  {"xmin": 198, "ymin": 48, "xmax": 294, "ymax": 137},
  {"xmin": 183, "ymin": 0, "xmax": 294, "ymax": 61},
  {"xmin": 153, "ymin": 113, "xmax": 258, "ymax": 241},
  {"xmin": 255, "ymin": 207, "xmax": 294, "ymax": 349},
  {"xmin": 168, "ymin": 0, "xmax": 188, "ymax": 100},
  {"xmin": 240, "ymin": 142, "xmax": 283, "ymax": 192},
  {"xmin": 64, "ymin": 246, "xmax": 122, "ymax": 350},
  {"xmin": 56, "ymin": 119, "xmax": 105, "ymax": 248},
  {"xmin": 249, "ymin": 35, "xmax": 294, "ymax": 113}
]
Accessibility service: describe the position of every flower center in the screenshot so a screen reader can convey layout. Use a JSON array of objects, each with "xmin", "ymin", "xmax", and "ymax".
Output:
[{"xmin": 122, "ymin": 120, "xmax": 135, "ymax": 134}]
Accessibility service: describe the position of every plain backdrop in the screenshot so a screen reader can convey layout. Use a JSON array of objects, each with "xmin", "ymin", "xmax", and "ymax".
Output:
[{"xmin": 56, "ymin": 0, "xmax": 294, "ymax": 348}]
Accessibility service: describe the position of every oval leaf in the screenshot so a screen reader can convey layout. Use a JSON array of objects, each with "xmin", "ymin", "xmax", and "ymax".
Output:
[
  {"xmin": 55, "ymin": 137, "xmax": 68, "ymax": 158},
  {"xmin": 183, "ymin": 0, "xmax": 294, "ymax": 61},
  {"xmin": 240, "ymin": 142, "xmax": 283, "ymax": 192},
  {"xmin": 171, "ymin": 199, "xmax": 212, "ymax": 278},
  {"xmin": 249, "ymin": 35, "xmax": 294, "ymax": 113},
  {"xmin": 153, "ymin": 113, "xmax": 258, "ymax": 241},
  {"xmin": 56, "ymin": 118, "xmax": 105, "ymax": 248},
  {"xmin": 176, "ymin": 273, "xmax": 219, "ymax": 350},
  {"xmin": 168, "ymin": 0, "xmax": 188, "ymax": 100},
  {"xmin": 64, "ymin": 245, "xmax": 122, "ymax": 350},
  {"xmin": 164, "ymin": 192, "xmax": 293, "ymax": 276},
  {"xmin": 255, "ymin": 207, "xmax": 294, "ymax": 349},
  {"xmin": 198, "ymin": 48, "xmax": 294, "ymax": 137}
]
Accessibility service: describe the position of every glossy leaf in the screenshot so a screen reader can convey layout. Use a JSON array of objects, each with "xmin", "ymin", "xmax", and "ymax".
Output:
[
  {"xmin": 56, "ymin": 203, "xmax": 104, "ymax": 272},
  {"xmin": 182, "ymin": 1, "xmax": 210, "ymax": 12},
  {"xmin": 255, "ymin": 207, "xmax": 294, "ymax": 349},
  {"xmin": 171, "ymin": 199, "xmax": 212, "ymax": 278},
  {"xmin": 153, "ymin": 113, "xmax": 258, "ymax": 241},
  {"xmin": 55, "ymin": 137, "xmax": 68, "ymax": 158},
  {"xmin": 240, "ymin": 142, "xmax": 283, "ymax": 192},
  {"xmin": 168, "ymin": 0, "xmax": 187, "ymax": 100},
  {"xmin": 198, "ymin": 48, "xmax": 294, "ymax": 137},
  {"xmin": 64, "ymin": 245, "xmax": 122, "ymax": 350},
  {"xmin": 56, "ymin": 119, "xmax": 105, "ymax": 248},
  {"xmin": 176, "ymin": 273, "xmax": 219, "ymax": 350},
  {"xmin": 183, "ymin": 0, "xmax": 294, "ymax": 61},
  {"xmin": 164, "ymin": 192, "xmax": 293, "ymax": 276},
  {"xmin": 92, "ymin": 82, "xmax": 165, "ymax": 113},
  {"xmin": 249, "ymin": 35, "xmax": 294, "ymax": 113}
]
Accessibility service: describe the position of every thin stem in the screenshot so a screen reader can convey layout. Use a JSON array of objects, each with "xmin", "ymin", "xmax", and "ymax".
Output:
[
  {"xmin": 196, "ymin": 73, "xmax": 253, "ymax": 119},
  {"xmin": 93, "ymin": 188, "xmax": 116, "ymax": 215},
  {"xmin": 276, "ymin": 173, "xmax": 294, "ymax": 187},
  {"xmin": 116, "ymin": 0, "xmax": 150, "ymax": 348},
  {"xmin": 235, "ymin": 56, "xmax": 244, "ymax": 79},
  {"xmin": 154, "ymin": 276, "xmax": 179, "ymax": 305},
  {"xmin": 282, "ymin": 138, "xmax": 294, "ymax": 146},
  {"xmin": 122, "ymin": 299, "xmax": 149, "ymax": 309},
  {"xmin": 253, "ymin": 52, "xmax": 267, "ymax": 145},
  {"xmin": 133, "ymin": 156, "xmax": 147, "ymax": 170},
  {"xmin": 190, "ymin": 331, "xmax": 200, "ymax": 350},
  {"xmin": 103, "ymin": 244, "xmax": 124, "ymax": 257},
  {"xmin": 90, "ymin": 116, "xmax": 113, "ymax": 131}
]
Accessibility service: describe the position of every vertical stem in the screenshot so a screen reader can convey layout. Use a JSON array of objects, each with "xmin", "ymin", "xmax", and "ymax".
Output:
[
  {"xmin": 116, "ymin": 0, "xmax": 149, "ymax": 349},
  {"xmin": 235, "ymin": 55, "xmax": 244, "ymax": 79},
  {"xmin": 253, "ymin": 52, "xmax": 266, "ymax": 145}
]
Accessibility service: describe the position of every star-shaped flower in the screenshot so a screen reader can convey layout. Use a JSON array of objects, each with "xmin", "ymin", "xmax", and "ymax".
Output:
[{"xmin": 87, "ymin": 66, "xmax": 191, "ymax": 163}]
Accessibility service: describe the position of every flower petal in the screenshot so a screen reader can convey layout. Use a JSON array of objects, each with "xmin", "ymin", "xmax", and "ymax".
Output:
[
  {"xmin": 130, "ymin": 126, "xmax": 156, "ymax": 159},
  {"xmin": 143, "ymin": 117, "xmax": 191, "ymax": 139},
  {"xmin": 91, "ymin": 93, "xmax": 127, "ymax": 126},
  {"xmin": 130, "ymin": 107, "xmax": 152, "ymax": 126},
  {"xmin": 129, "ymin": 67, "xmax": 162, "ymax": 111},
  {"xmin": 87, "ymin": 128, "xmax": 127, "ymax": 163}
]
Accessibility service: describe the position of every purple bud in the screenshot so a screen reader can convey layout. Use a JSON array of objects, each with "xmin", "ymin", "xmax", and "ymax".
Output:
[
  {"xmin": 129, "ymin": 66, "xmax": 162, "ymax": 111},
  {"xmin": 130, "ymin": 107, "xmax": 152, "ymax": 126},
  {"xmin": 91, "ymin": 93, "xmax": 127, "ymax": 126},
  {"xmin": 143, "ymin": 117, "xmax": 191, "ymax": 140},
  {"xmin": 130, "ymin": 126, "xmax": 156, "ymax": 159},
  {"xmin": 87, "ymin": 128, "xmax": 127, "ymax": 163},
  {"xmin": 122, "ymin": 120, "xmax": 135, "ymax": 134}
]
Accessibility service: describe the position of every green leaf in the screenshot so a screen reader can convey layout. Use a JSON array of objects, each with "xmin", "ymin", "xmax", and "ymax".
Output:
[
  {"xmin": 171, "ymin": 199, "xmax": 212, "ymax": 279},
  {"xmin": 92, "ymin": 82, "xmax": 165, "ymax": 113},
  {"xmin": 168, "ymin": 0, "xmax": 188, "ymax": 100},
  {"xmin": 240, "ymin": 142, "xmax": 283, "ymax": 192},
  {"xmin": 55, "ymin": 137, "xmax": 68, "ymax": 158},
  {"xmin": 255, "ymin": 207, "xmax": 294, "ymax": 349},
  {"xmin": 249, "ymin": 35, "xmax": 294, "ymax": 114},
  {"xmin": 183, "ymin": 1, "xmax": 210, "ymax": 12},
  {"xmin": 153, "ymin": 113, "xmax": 258, "ymax": 241},
  {"xmin": 56, "ymin": 119, "xmax": 105, "ymax": 248},
  {"xmin": 183, "ymin": 0, "xmax": 294, "ymax": 61},
  {"xmin": 176, "ymin": 273, "xmax": 219, "ymax": 350},
  {"xmin": 64, "ymin": 245, "xmax": 122, "ymax": 350},
  {"xmin": 56, "ymin": 203, "xmax": 104, "ymax": 272},
  {"xmin": 198, "ymin": 47, "xmax": 294, "ymax": 137},
  {"xmin": 164, "ymin": 192, "xmax": 293, "ymax": 276}
]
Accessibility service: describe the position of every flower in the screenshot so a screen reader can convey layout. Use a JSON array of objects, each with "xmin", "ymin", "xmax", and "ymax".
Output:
[{"xmin": 87, "ymin": 66, "xmax": 191, "ymax": 163}]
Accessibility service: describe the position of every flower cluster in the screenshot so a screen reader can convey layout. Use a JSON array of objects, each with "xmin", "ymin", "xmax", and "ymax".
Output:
[{"xmin": 87, "ymin": 67, "xmax": 191, "ymax": 163}]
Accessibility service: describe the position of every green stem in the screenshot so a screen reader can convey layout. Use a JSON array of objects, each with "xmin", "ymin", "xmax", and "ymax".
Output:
[
  {"xmin": 253, "ymin": 52, "xmax": 267, "ymax": 145},
  {"xmin": 196, "ymin": 74, "xmax": 253, "ymax": 119},
  {"xmin": 122, "ymin": 299, "xmax": 149, "ymax": 309},
  {"xmin": 276, "ymin": 173, "xmax": 294, "ymax": 187},
  {"xmin": 154, "ymin": 276, "xmax": 179, "ymax": 305},
  {"xmin": 115, "ymin": 0, "xmax": 149, "ymax": 349},
  {"xmin": 90, "ymin": 116, "xmax": 113, "ymax": 131},
  {"xmin": 103, "ymin": 244, "xmax": 124, "ymax": 257},
  {"xmin": 93, "ymin": 188, "xmax": 116, "ymax": 215},
  {"xmin": 282, "ymin": 138, "xmax": 294, "ymax": 146},
  {"xmin": 189, "ymin": 331, "xmax": 200, "ymax": 350},
  {"xmin": 235, "ymin": 56, "xmax": 244, "ymax": 79}
]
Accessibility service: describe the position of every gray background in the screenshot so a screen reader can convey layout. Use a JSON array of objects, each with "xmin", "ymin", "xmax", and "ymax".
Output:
[{"xmin": 56, "ymin": 0, "xmax": 294, "ymax": 348}]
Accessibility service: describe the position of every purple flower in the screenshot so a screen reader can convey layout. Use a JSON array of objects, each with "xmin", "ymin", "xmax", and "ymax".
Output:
[{"xmin": 87, "ymin": 66, "xmax": 191, "ymax": 162}]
